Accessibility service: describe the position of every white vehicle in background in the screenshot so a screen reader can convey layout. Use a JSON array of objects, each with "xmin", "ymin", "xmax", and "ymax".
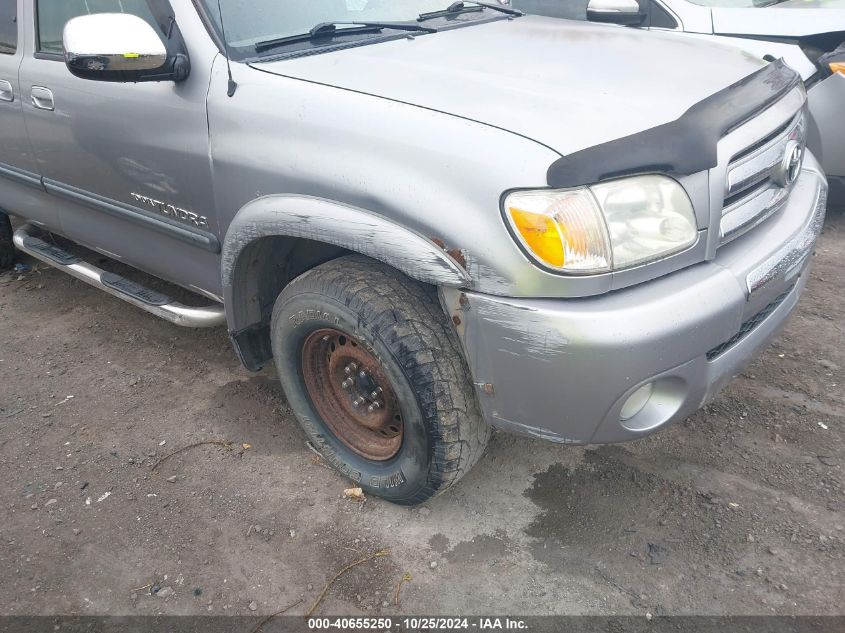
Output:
[{"xmin": 504, "ymin": 0, "xmax": 845, "ymax": 206}]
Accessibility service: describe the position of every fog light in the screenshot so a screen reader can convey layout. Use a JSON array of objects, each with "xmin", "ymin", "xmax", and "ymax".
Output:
[{"xmin": 620, "ymin": 383, "xmax": 654, "ymax": 420}]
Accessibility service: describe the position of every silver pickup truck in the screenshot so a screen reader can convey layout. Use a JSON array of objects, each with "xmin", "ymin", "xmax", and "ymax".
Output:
[{"xmin": 0, "ymin": 0, "xmax": 828, "ymax": 504}]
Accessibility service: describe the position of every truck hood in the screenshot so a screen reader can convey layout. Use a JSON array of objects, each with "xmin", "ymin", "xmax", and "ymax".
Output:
[
  {"xmin": 711, "ymin": 4, "xmax": 845, "ymax": 38},
  {"xmin": 254, "ymin": 16, "xmax": 768, "ymax": 158}
]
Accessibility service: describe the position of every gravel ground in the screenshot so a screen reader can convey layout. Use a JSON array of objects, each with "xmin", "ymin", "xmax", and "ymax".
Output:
[{"xmin": 0, "ymin": 211, "xmax": 843, "ymax": 618}]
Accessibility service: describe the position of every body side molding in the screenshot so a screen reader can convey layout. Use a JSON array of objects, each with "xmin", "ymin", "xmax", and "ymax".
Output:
[
  {"xmin": 42, "ymin": 178, "xmax": 221, "ymax": 253},
  {"xmin": 0, "ymin": 165, "xmax": 220, "ymax": 252},
  {"xmin": 0, "ymin": 162, "xmax": 45, "ymax": 189}
]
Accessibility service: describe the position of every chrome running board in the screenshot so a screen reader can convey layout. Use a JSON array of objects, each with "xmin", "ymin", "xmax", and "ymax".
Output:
[{"xmin": 13, "ymin": 224, "xmax": 225, "ymax": 328}]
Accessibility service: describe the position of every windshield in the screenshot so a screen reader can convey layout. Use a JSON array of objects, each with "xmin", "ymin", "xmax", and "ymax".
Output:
[{"xmin": 201, "ymin": 1, "xmax": 500, "ymax": 57}]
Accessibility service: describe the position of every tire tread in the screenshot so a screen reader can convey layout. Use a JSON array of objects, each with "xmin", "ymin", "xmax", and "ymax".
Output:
[{"xmin": 273, "ymin": 255, "xmax": 490, "ymax": 504}]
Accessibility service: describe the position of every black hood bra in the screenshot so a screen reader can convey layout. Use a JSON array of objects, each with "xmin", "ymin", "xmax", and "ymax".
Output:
[{"xmin": 547, "ymin": 59, "xmax": 801, "ymax": 188}]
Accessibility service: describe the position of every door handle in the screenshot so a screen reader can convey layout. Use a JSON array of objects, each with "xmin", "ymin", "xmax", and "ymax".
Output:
[
  {"xmin": 31, "ymin": 86, "xmax": 55, "ymax": 111},
  {"xmin": 0, "ymin": 80, "xmax": 13, "ymax": 103}
]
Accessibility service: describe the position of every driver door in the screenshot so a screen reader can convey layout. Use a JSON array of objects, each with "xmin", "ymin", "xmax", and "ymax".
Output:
[{"xmin": 18, "ymin": 0, "xmax": 222, "ymax": 298}]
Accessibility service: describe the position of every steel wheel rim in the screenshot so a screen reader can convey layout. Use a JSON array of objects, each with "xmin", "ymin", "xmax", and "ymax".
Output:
[{"xmin": 300, "ymin": 328, "xmax": 404, "ymax": 461}]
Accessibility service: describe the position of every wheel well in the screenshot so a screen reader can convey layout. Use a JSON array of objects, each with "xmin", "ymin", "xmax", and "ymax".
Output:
[{"xmin": 229, "ymin": 235, "xmax": 349, "ymax": 370}]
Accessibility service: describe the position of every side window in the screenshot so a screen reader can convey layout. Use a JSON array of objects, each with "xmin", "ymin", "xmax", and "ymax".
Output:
[
  {"xmin": 649, "ymin": 1, "xmax": 678, "ymax": 29},
  {"xmin": 0, "ymin": 0, "xmax": 16, "ymax": 55},
  {"xmin": 36, "ymin": 0, "xmax": 159, "ymax": 55}
]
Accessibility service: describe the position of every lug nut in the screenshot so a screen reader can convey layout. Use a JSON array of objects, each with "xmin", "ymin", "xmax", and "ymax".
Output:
[
  {"xmin": 344, "ymin": 362, "xmax": 358, "ymax": 375},
  {"xmin": 353, "ymin": 397, "xmax": 365, "ymax": 407},
  {"xmin": 341, "ymin": 378, "xmax": 353, "ymax": 389},
  {"xmin": 368, "ymin": 402, "xmax": 381, "ymax": 412},
  {"xmin": 370, "ymin": 388, "xmax": 382, "ymax": 399},
  {"xmin": 359, "ymin": 370, "xmax": 367, "ymax": 379}
]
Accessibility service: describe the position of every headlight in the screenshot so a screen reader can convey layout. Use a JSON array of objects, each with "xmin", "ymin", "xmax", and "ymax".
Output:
[{"xmin": 504, "ymin": 175, "xmax": 697, "ymax": 274}]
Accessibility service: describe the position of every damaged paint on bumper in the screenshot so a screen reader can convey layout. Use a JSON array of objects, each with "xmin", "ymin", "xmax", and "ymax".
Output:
[{"xmin": 445, "ymin": 162, "xmax": 828, "ymax": 445}]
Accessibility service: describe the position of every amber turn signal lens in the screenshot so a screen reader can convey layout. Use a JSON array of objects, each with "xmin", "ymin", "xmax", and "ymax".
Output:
[
  {"xmin": 508, "ymin": 207, "xmax": 565, "ymax": 267},
  {"xmin": 830, "ymin": 62, "xmax": 845, "ymax": 75}
]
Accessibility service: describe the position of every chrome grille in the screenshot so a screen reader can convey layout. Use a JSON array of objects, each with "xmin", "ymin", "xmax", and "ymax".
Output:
[{"xmin": 720, "ymin": 108, "xmax": 807, "ymax": 244}]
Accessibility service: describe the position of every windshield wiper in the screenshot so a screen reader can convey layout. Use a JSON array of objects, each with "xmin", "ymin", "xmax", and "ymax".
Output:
[
  {"xmin": 255, "ymin": 21, "xmax": 436, "ymax": 53},
  {"xmin": 418, "ymin": 1, "xmax": 523, "ymax": 22}
]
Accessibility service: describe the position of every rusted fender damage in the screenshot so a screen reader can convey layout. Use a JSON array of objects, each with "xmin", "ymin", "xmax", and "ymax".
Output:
[{"xmin": 221, "ymin": 195, "xmax": 471, "ymax": 330}]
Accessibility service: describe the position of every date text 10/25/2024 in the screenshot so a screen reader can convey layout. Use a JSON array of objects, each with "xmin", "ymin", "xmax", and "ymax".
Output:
[{"xmin": 307, "ymin": 617, "xmax": 528, "ymax": 630}]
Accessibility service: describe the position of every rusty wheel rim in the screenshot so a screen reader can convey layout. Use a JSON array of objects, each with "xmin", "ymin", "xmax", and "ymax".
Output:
[{"xmin": 301, "ymin": 328, "xmax": 404, "ymax": 461}]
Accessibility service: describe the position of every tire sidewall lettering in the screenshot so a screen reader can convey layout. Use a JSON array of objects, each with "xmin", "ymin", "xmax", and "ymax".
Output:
[{"xmin": 288, "ymin": 308, "xmax": 385, "ymax": 365}]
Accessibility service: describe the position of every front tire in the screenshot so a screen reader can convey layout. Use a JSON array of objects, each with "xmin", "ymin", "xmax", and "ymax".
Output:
[{"xmin": 271, "ymin": 255, "xmax": 490, "ymax": 505}]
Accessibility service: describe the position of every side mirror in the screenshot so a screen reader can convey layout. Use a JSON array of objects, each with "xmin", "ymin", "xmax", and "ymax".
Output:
[
  {"xmin": 586, "ymin": 0, "xmax": 646, "ymax": 26},
  {"xmin": 63, "ymin": 13, "xmax": 190, "ymax": 83}
]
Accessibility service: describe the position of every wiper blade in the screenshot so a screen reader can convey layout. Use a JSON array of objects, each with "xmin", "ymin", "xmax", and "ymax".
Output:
[
  {"xmin": 418, "ymin": 4, "xmax": 483, "ymax": 20},
  {"xmin": 418, "ymin": 1, "xmax": 523, "ymax": 22},
  {"xmin": 255, "ymin": 21, "xmax": 436, "ymax": 53}
]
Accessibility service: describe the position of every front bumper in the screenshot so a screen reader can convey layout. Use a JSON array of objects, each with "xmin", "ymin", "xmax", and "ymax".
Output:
[{"xmin": 449, "ymin": 160, "xmax": 828, "ymax": 444}]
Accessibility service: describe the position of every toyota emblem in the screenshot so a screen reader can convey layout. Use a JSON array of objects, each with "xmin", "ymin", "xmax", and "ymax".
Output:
[{"xmin": 775, "ymin": 140, "xmax": 804, "ymax": 188}]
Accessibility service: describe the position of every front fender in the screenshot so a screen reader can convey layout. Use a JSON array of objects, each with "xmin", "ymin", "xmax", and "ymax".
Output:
[{"xmin": 221, "ymin": 194, "xmax": 470, "ymax": 331}]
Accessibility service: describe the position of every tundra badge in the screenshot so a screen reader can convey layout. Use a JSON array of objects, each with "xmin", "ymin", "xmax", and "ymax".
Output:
[{"xmin": 130, "ymin": 193, "xmax": 209, "ymax": 229}]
